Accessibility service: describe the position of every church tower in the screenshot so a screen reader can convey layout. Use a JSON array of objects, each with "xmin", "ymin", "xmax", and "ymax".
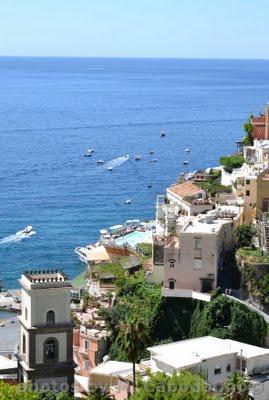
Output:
[{"xmin": 18, "ymin": 270, "xmax": 74, "ymax": 392}]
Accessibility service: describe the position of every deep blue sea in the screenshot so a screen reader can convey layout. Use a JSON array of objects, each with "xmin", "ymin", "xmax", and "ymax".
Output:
[{"xmin": 1, "ymin": 57, "xmax": 269, "ymax": 288}]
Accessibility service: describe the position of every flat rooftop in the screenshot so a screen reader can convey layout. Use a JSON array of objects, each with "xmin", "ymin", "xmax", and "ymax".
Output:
[
  {"xmin": 148, "ymin": 336, "xmax": 269, "ymax": 370},
  {"xmin": 183, "ymin": 216, "xmax": 231, "ymax": 234},
  {"xmin": 20, "ymin": 270, "xmax": 72, "ymax": 290}
]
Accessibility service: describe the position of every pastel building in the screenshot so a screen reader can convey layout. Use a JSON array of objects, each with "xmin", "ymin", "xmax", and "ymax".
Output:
[
  {"xmin": 147, "ymin": 336, "xmax": 269, "ymax": 399},
  {"xmin": 251, "ymin": 105, "xmax": 269, "ymax": 140},
  {"xmin": 162, "ymin": 207, "xmax": 238, "ymax": 297},
  {"xmin": 18, "ymin": 270, "xmax": 74, "ymax": 392}
]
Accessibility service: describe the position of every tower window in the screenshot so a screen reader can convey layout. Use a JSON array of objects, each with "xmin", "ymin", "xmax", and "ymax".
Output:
[
  {"xmin": 22, "ymin": 334, "xmax": 26, "ymax": 354},
  {"xmin": 169, "ymin": 259, "xmax": 175, "ymax": 268},
  {"xmin": 169, "ymin": 280, "xmax": 175, "ymax": 290},
  {"xmin": 44, "ymin": 338, "xmax": 58, "ymax": 362},
  {"xmin": 46, "ymin": 310, "xmax": 55, "ymax": 325}
]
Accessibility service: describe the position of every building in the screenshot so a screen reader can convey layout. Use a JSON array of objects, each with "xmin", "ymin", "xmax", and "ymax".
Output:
[
  {"xmin": 146, "ymin": 336, "xmax": 269, "ymax": 399},
  {"xmin": 17, "ymin": 270, "xmax": 74, "ymax": 392},
  {"xmin": 162, "ymin": 207, "xmax": 238, "ymax": 297},
  {"xmin": 74, "ymin": 325, "xmax": 108, "ymax": 398},
  {"xmin": 251, "ymin": 105, "xmax": 269, "ymax": 140}
]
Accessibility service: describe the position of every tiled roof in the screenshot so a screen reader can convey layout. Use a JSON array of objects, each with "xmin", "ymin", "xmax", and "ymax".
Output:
[{"xmin": 168, "ymin": 181, "xmax": 203, "ymax": 198}]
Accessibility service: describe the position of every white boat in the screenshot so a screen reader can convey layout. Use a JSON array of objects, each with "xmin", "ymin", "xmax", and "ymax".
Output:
[
  {"xmin": 182, "ymin": 160, "xmax": 189, "ymax": 165},
  {"xmin": 96, "ymin": 160, "xmax": 104, "ymax": 165},
  {"xmin": 150, "ymin": 159, "xmax": 158, "ymax": 163},
  {"xmin": 135, "ymin": 154, "xmax": 141, "ymax": 161},
  {"xmin": 22, "ymin": 225, "xmax": 33, "ymax": 234},
  {"xmin": 149, "ymin": 150, "xmax": 155, "ymax": 155},
  {"xmin": 184, "ymin": 148, "xmax": 190, "ymax": 153},
  {"xmin": 108, "ymin": 166, "xmax": 113, "ymax": 171},
  {"xmin": 160, "ymin": 131, "xmax": 166, "ymax": 137},
  {"xmin": 84, "ymin": 148, "xmax": 94, "ymax": 157},
  {"xmin": 124, "ymin": 199, "xmax": 132, "ymax": 205}
]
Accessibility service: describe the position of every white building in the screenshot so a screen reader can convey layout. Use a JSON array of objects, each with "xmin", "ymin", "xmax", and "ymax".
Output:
[
  {"xmin": 147, "ymin": 336, "xmax": 269, "ymax": 399},
  {"xmin": 18, "ymin": 270, "xmax": 74, "ymax": 392}
]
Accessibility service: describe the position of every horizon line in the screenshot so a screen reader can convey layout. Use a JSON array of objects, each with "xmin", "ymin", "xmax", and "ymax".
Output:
[{"xmin": 1, "ymin": 55, "xmax": 269, "ymax": 61}]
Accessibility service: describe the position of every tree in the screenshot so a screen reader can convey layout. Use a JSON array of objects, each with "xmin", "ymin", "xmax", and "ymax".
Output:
[
  {"xmin": 88, "ymin": 387, "xmax": 112, "ymax": 400},
  {"xmin": 116, "ymin": 316, "xmax": 150, "ymax": 391},
  {"xmin": 130, "ymin": 370, "xmax": 215, "ymax": 400},
  {"xmin": 222, "ymin": 372, "xmax": 251, "ymax": 400},
  {"xmin": 0, "ymin": 383, "xmax": 71, "ymax": 400},
  {"xmin": 234, "ymin": 225, "xmax": 256, "ymax": 249},
  {"xmin": 243, "ymin": 117, "xmax": 254, "ymax": 146},
  {"xmin": 219, "ymin": 155, "xmax": 244, "ymax": 173}
]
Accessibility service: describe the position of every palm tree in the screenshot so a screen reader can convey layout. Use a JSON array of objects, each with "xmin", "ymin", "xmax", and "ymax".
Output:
[
  {"xmin": 116, "ymin": 316, "xmax": 150, "ymax": 392},
  {"xmin": 222, "ymin": 372, "xmax": 251, "ymax": 400}
]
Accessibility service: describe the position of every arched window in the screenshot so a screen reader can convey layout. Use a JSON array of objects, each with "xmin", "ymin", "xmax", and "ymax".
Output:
[
  {"xmin": 169, "ymin": 280, "xmax": 175, "ymax": 290},
  {"xmin": 22, "ymin": 334, "xmax": 26, "ymax": 354},
  {"xmin": 46, "ymin": 310, "xmax": 55, "ymax": 325},
  {"xmin": 44, "ymin": 338, "xmax": 58, "ymax": 362},
  {"xmin": 169, "ymin": 259, "xmax": 175, "ymax": 268}
]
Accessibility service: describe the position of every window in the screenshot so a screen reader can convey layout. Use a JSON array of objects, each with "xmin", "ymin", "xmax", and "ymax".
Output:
[
  {"xmin": 226, "ymin": 363, "xmax": 231, "ymax": 372},
  {"xmin": 84, "ymin": 360, "xmax": 90, "ymax": 370},
  {"xmin": 169, "ymin": 259, "xmax": 175, "ymax": 268},
  {"xmin": 46, "ymin": 310, "xmax": 55, "ymax": 325},
  {"xmin": 214, "ymin": 367, "xmax": 221, "ymax": 375},
  {"xmin": 84, "ymin": 340, "xmax": 89, "ymax": 350},
  {"xmin": 246, "ymin": 190, "xmax": 250, "ymax": 197},
  {"xmin": 246, "ymin": 179, "xmax": 250, "ymax": 185},
  {"xmin": 193, "ymin": 258, "xmax": 202, "ymax": 269},
  {"xmin": 25, "ymin": 307, "xmax": 28, "ymax": 321},
  {"xmin": 22, "ymin": 334, "xmax": 26, "ymax": 354},
  {"xmin": 44, "ymin": 338, "xmax": 58, "ymax": 362},
  {"xmin": 194, "ymin": 238, "xmax": 202, "ymax": 249},
  {"xmin": 169, "ymin": 280, "xmax": 175, "ymax": 290}
]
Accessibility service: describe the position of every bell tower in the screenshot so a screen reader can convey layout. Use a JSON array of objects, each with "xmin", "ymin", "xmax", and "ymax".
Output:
[{"xmin": 18, "ymin": 270, "xmax": 74, "ymax": 393}]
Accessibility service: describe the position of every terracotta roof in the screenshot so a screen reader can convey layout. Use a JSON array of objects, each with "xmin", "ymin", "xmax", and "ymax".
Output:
[{"xmin": 168, "ymin": 181, "xmax": 203, "ymax": 198}]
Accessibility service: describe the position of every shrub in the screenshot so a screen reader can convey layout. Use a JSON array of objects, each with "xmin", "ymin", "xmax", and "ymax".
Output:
[{"xmin": 219, "ymin": 155, "xmax": 244, "ymax": 172}]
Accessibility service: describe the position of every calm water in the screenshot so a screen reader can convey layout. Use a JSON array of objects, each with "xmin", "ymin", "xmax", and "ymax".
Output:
[{"xmin": 1, "ymin": 57, "xmax": 269, "ymax": 288}]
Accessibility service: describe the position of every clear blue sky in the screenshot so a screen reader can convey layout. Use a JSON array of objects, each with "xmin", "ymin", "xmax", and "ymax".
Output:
[{"xmin": 0, "ymin": 0, "xmax": 268, "ymax": 58}]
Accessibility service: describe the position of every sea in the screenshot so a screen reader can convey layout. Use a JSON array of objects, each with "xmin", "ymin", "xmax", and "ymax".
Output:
[{"xmin": 1, "ymin": 56, "xmax": 269, "ymax": 289}]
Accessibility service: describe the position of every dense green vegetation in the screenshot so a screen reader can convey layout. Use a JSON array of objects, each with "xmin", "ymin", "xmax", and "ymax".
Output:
[
  {"xmin": 222, "ymin": 372, "xmax": 250, "ymax": 400},
  {"xmin": 136, "ymin": 242, "xmax": 152, "ymax": 258},
  {"xmin": 0, "ymin": 383, "xmax": 71, "ymax": 400},
  {"xmin": 130, "ymin": 370, "xmax": 215, "ymax": 400},
  {"xmin": 236, "ymin": 247, "xmax": 269, "ymax": 264},
  {"xmin": 234, "ymin": 225, "xmax": 256, "ymax": 249},
  {"xmin": 219, "ymin": 155, "xmax": 244, "ymax": 173},
  {"xmin": 100, "ymin": 273, "xmax": 267, "ymax": 362},
  {"xmin": 237, "ymin": 247, "xmax": 269, "ymax": 304},
  {"xmin": 190, "ymin": 294, "xmax": 266, "ymax": 346},
  {"xmin": 243, "ymin": 116, "xmax": 254, "ymax": 146}
]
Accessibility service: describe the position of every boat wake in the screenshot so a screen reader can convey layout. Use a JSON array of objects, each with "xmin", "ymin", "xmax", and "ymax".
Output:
[
  {"xmin": 105, "ymin": 155, "xmax": 129, "ymax": 170},
  {"xmin": 0, "ymin": 229, "xmax": 36, "ymax": 245}
]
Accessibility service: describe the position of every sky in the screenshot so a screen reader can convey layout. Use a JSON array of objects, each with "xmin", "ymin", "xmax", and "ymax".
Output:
[{"xmin": 0, "ymin": 0, "xmax": 268, "ymax": 59}]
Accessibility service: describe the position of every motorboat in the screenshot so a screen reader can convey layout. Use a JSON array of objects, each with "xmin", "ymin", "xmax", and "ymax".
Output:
[
  {"xmin": 182, "ymin": 160, "xmax": 189, "ymax": 165},
  {"xmin": 150, "ymin": 159, "xmax": 158, "ymax": 163},
  {"xmin": 149, "ymin": 150, "xmax": 155, "ymax": 155},
  {"xmin": 184, "ymin": 148, "xmax": 190, "ymax": 153},
  {"xmin": 160, "ymin": 131, "xmax": 166, "ymax": 137},
  {"xmin": 135, "ymin": 154, "xmax": 141, "ymax": 161},
  {"xmin": 147, "ymin": 184, "xmax": 153, "ymax": 188},
  {"xmin": 84, "ymin": 148, "xmax": 94, "ymax": 157},
  {"xmin": 96, "ymin": 160, "xmax": 104, "ymax": 165},
  {"xmin": 124, "ymin": 199, "xmax": 132, "ymax": 205},
  {"xmin": 22, "ymin": 225, "xmax": 33, "ymax": 234},
  {"xmin": 108, "ymin": 166, "xmax": 113, "ymax": 171}
]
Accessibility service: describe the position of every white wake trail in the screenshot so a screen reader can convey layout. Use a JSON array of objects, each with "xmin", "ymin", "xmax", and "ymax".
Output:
[
  {"xmin": 0, "ymin": 230, "xmax": 36, "ymax": 245},
  {"xmin": 105, "ymin": 155, "xmax": 130, "ymax": 169}
]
